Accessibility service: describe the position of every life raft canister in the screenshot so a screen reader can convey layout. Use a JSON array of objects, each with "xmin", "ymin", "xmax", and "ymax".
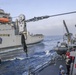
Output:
[{"xmin": 0, "ymin": 18, "xmax": 9, "ymax": 23}]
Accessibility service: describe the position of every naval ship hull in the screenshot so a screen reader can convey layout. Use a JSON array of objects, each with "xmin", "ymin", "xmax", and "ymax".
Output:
[{"xmin": 0, "ymin": 34, "xmax": 43, "ymax": 53}]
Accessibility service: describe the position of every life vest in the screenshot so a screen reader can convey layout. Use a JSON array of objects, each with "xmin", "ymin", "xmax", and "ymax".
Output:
[
  {"xmin": 66, "ymin": 52, "xmax": 70, "ymax": 57},
  {"xmin": 66, "ymin": 52, "xmax": 75, "ymax": 62}
]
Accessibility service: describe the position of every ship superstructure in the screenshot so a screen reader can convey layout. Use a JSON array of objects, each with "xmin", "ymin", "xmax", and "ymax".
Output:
[{"xmin": 0, "ymin": 9, "xmax": 44, "ymax": 53}]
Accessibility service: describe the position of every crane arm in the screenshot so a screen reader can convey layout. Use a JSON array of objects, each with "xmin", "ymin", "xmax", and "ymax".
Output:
[{"xmin": 63, "ymin": 20, "xmax": 69, "ymax": 34}]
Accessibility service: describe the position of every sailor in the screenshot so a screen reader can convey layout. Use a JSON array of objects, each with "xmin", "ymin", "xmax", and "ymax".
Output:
[
  {"xmin": 0, "ymin": 57, "xmax": 1, "ymax": 64},
  {"xmin": 71, "ymin": 48, "xmax": 75, "ymax": 62},
  {"xmin": 61, "ymin": 70, "xmax": 66, "ymax": 75},
  {"xmin": 66, "ymin": 56, "xmax": 72, "ymax": 75},
  {"xmin": 59, "ymin": 65, "xmax": 63, "ymax": 75}
]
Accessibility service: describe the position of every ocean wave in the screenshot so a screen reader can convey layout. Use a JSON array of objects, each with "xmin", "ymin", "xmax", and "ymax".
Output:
[
  {"xmin": 0, "ymin": 36, "xmax": 63, "ymax": 75},
  {"xmin": 22, "ymin": 71, "xmax": 28, "ymax": 75}
]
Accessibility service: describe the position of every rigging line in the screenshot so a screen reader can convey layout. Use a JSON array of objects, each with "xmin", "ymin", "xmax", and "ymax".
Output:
[
  {"xmin": 49, "ymin": 11, "xmax": 76, "ymax": 17},
  {"xmin": 26, "ymin": 11, "xmax": 76, "ymax": 22},
  {"xmin": 12, "ymin": 11, "xmax": 76, "ymax": 21}
]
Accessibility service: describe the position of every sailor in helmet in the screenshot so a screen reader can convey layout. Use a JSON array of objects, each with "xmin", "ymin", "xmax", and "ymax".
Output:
[
  {"xmin": 59, "ymin": 65, "xmax": 63, "ymax": 75},
  {"xmin": 61, "ymin": 70, "xmax": 66, "ymax": 75}
]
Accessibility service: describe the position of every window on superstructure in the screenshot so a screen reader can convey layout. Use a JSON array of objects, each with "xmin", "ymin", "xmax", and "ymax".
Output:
[
  {"xmin": 3, "ymin": 16, "xmax": 8, "ymax": 18},
  {"xmin": 0, "ymin": 22, "xmax": 4, "ymax": 24},
  {"xmin": 8, "ymin": 34, "xmax": 10, "ymax": 36}
]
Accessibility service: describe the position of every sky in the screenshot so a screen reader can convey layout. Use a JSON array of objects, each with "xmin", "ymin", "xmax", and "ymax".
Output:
[{"xmin": 0, "ymin": 0, "xmax": 76, "ymax": 36}]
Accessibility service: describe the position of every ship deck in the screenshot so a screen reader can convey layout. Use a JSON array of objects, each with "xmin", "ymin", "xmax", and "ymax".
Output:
[
  {"xmin": 0, "ymin": 57, "xmax": 67, "ymax": 75},
  {"xmin": 0, "ymin": 50, "xmax": 67, "ymax": 75},
  {"xmin": 39, "ymin": 59, "xmax": 67, "ymax": 75}
]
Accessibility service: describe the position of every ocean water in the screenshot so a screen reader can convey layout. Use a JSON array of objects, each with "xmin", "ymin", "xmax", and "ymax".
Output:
[{"xmin": 0, "ymin": 35, "xmax": 63, "ymax": 75}]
